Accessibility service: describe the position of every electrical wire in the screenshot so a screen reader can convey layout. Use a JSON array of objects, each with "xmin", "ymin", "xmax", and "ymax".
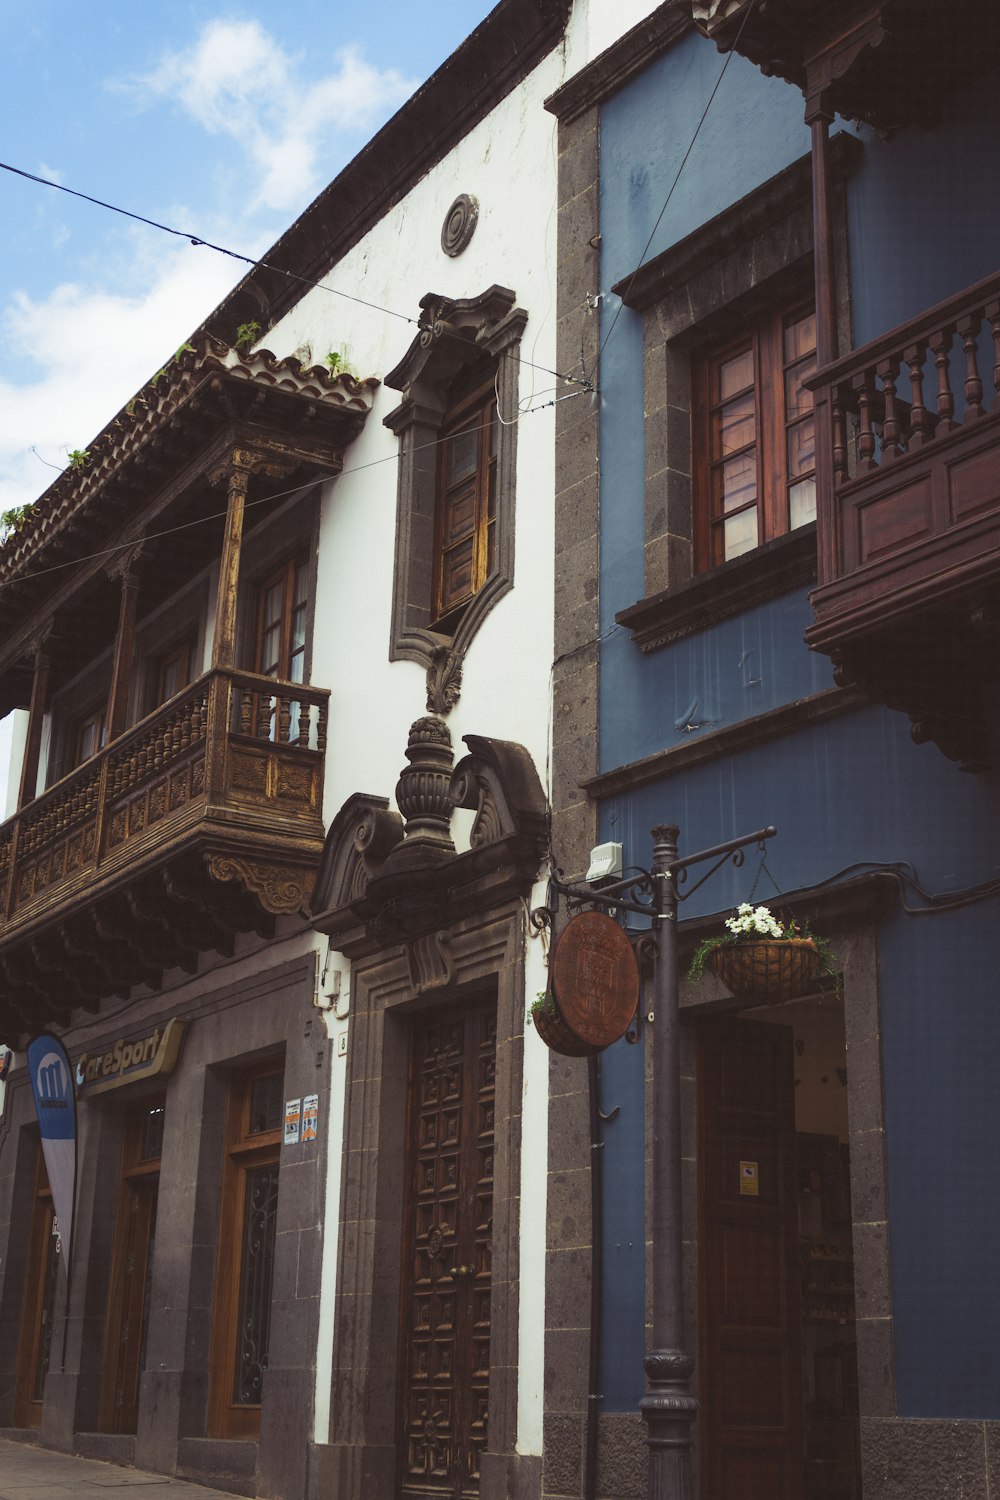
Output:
[
  {"xmin": 687, "ymin": 859, "xmax": 1000, "ymax": 928},
  {"xmin": 0, "ymin": 158, "xmax": 593, "ymax": 393},
  {"xmin": 586, "ymin": 0, "xmax": 760, "ymax": 388},
  {"xmin": 0, "ymin": 387, "xmax": 580, "ymax": 592}
]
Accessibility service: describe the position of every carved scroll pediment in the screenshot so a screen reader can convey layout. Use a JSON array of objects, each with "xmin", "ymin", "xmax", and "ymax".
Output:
[
  {"xmin": 310, "ymin": 728, "xmax": 547, "ymax": 954},
  {"xmin": 384, "ymin": 286, "xmax": 519, "ymax": 399},
  {"xmin": 451, "ymin": 734, "xmax": 548, "ymax": 853},
  {"xmin": 308, "ymin": 793, "xmax": 404, "ymax": 922}
]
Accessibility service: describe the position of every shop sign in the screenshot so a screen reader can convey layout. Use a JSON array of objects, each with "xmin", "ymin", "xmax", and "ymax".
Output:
[{"xmin": 75, "ymin": 1017, "xmax": 188, "ymax": 1097}]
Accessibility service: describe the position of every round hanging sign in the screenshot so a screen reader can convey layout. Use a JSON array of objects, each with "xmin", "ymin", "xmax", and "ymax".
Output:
[{"xmin": 551, "ymin": 911, "xmax": 640, "ymax": 1050}]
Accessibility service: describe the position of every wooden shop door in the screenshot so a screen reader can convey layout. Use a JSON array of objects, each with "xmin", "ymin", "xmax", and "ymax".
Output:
[
  {"xmin": 13, "ymin": 1152, "xmax": 59, "ymax": 1428},
  {"xmin": 101, "ymin": 1099, "xmax": 164, "ymax": 1433},
  {"xmin": 699, "ymin": 1017, "xmax": 804, "ymax": 1500},
  {"xmin": 397, "ymin": 1000, "xmax": 496, "ymax": 1499}
]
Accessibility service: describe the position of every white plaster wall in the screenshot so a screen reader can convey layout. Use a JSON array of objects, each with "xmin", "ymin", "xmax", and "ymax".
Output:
[
  {"xmin": 251, "ymin": 0, "xmax": 659, "ymax": 1457},
  {"xmin": 256, "ymin": 40, "xmax": 567, "ymax": 1457},
  {"xmin": 563, "ymin": 0, "xmax": 668, "ymax": 80}
]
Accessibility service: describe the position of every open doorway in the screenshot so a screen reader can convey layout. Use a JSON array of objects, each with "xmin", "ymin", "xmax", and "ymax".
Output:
[{"xmin": 698, "ymin": 995, "xmax": 860, "ymax": 1499}]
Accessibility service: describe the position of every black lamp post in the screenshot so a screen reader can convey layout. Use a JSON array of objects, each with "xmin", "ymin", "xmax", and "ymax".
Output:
[{"xmin": 549, "ymin": 820, "xmax": 776, "ymax": 1499}]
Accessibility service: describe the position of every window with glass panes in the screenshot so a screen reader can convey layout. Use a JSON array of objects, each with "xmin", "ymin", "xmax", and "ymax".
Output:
[
  {"xmin": 694, "ymin": 304, "xmax": 816, "ymax": 570},
  {"xmin": 255, "ymin": 557, "xmax": 308, "ymax": 683},
  {"xmin": 432, "ymin": 383, "xmax": 498, "ymax": 628},
  {"xmin": 73, "ymin": 703, "xmax": 108, "ymax": 767},
  {"xmin": 208, "ymin": 1062, "xmax": 283, "ymax": 1440}
]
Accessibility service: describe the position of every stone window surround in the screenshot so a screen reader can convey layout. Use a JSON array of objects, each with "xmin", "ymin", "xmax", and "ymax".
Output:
[
  {"xmin": 383, "ymin": 287, "xmax": 527, "ymax": 712},
  {"xmin": 613, "ymin": 134, "xmax": 859, "ymax": 639}
]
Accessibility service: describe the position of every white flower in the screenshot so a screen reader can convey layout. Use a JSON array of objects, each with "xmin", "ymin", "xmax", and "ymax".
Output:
[{"xmin": 724, "ymin": 903, "xmax": 783, "ymax": 938}]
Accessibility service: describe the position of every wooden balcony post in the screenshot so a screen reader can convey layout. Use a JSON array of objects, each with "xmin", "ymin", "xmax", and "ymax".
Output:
[
  {"xmin": 18, "ymin": 636, "xmax": 54, "ymax": 810},
  {"xmin": 211, "ymin": 450, "xmax": 257, "ymax": 671},
  {"xmin": 106, "ymin": 544, "xmax": 144, "ymax": 743},
  {"xmin": 806, "ymin": 99, "xmax": 837, "ymax": 369}
]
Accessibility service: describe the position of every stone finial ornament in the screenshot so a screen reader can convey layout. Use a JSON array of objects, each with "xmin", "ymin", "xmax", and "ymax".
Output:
[{"xmin": 392, "ymin": 716, "xmax": 456, "ymax": 864}]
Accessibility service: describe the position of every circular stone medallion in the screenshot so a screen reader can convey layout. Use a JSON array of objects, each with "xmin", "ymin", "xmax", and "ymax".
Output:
[{"xmin": 441, "ymin": 193, "xmax": 479, "ymax": 257}]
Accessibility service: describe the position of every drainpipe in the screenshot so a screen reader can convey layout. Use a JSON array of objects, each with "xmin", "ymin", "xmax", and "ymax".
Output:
[{"xmin": 584, "ymin": 1052, "xmax": 604, "ymax": 1500}]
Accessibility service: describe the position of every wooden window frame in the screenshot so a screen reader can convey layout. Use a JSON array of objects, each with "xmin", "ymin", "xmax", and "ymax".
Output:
[
  {"xmin": 207, "ymin": 1061, "xmax": 284, "ymax": 1441},
  {"xmin": 151, "ymin": 636, "xmax": 195, "ymax": 712},
  {"xmin": 71, "ymin": 701, "xmax": 108, "ymax": 769},
  {"xmin": 253, "ymin": 555, "xmax": 309, "ymax": 684},
  {"xmin": 430, "ymin": 380, "xmax": 498, "ymax": 632},
  {"xmin": 693, "ymin": 300, "xmax": 817, "ymax": 572}
]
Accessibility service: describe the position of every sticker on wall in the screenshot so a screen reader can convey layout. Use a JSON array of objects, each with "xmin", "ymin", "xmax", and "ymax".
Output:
[
  {"xmin": 739, "ymin": 1160, "xmax": 759, "ymax": 1196},
  {"xmin": 302, "ymin": 1094, "xmax": 319, "ymax": 1143},
  {"xmin": 284, "ymin": 1098, "xmax": 302, "ymax": 1145}
]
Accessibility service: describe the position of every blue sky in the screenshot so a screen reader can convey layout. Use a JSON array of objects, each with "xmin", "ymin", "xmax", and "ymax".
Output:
[{"xmin": 0, "ymin": 2, "xmax": 496, "ymax": 514}]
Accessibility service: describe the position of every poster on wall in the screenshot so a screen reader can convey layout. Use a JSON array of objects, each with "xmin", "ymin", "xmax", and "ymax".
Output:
[{"xmin": 26, "ymin": 1034, "xmax": 77, "ymax": 1275}]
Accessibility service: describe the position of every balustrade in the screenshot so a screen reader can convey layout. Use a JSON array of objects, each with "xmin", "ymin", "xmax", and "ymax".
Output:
[
  {"xmin": 819, "ymin": 273, "xmax": 1000, "ymax": 492},
  {"xmin": 0, "ymin": 666, "xmax": 330, "ymax": 933}
]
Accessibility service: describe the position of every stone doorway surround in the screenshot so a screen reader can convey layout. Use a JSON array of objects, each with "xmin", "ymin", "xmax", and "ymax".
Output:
[{"xmin": 308, "ymin": 716, "xmax": 548, "ymax": 1500}]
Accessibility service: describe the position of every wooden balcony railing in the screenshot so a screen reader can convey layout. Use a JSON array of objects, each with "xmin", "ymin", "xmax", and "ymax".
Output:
[
  {"xmin": 808, "ymin": 269, "xmax": 1000, "ymax": 639},
  {"xmin": 806, "ymin": 270, "xmax": 1000, "ymax": 768},
  {"xmin": 0, "ymin": 666, "xmax": 330, "ymax": 939}
]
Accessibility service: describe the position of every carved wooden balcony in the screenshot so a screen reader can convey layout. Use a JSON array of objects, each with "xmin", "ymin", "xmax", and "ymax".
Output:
[
  {"xmin": 0, "ymin": 667, "xmax": 329, "ymax": 1038},
  {"xmin": 685, "ymin": 1, "xmax": 1000, "ymax": 131},
  {"xmin": 806, "ymin": 271, "xmax": 1000, "ymax": 769}
]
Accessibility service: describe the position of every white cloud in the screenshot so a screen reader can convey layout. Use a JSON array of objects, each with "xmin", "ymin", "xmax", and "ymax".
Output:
[
  {"xmin": 126, "ymin": 22, "xmax": 417, "ymax": 213},
  {"xmin": 0, "ymin": 237, "xmax": 239, "ymax": 514}
]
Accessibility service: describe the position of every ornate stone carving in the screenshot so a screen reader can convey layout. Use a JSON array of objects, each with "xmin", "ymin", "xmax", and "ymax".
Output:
[
  {"xmin": 441, "ymin": 193, "xmax": 479, "ymax": 258},
  {"xmin": 407, "ymin": 930, "xmax": 455, "ymax": 994},
  {"xmin": 207, "ymin": 853, "xmax": 310, "ymax": 914},
  {"xmin": 451, "ymin": 735, "xmax": 549, "ymax": 853},
  {"xmin": 390, "ymin": 717, "xmax": 456, "ymax": 866},
  {"xmin": 308, "ymin": 794, "xmax": 405, "ymax": 921},
  {"xmin": 311, "ymin": 727, "xmax": 548, "ymax": 958},
  {"xmin": 426, "ymin": 645, "xmax": 463, "ymax": 715}
]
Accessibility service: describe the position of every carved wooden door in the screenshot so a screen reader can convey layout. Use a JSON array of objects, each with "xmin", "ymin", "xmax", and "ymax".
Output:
[
  {"xmin": 397, "ymin": 1001, "xmax": 495, "ymax": 1499},
  {"xmin": 699, "ymin": 1017, "xmax": 804, "ymax": 1500}
]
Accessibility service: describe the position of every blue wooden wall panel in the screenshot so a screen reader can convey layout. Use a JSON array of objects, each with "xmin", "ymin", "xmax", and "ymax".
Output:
[{"xmin": 590, "ymin": 28, "xmax": 1000, "ymax": 1423}]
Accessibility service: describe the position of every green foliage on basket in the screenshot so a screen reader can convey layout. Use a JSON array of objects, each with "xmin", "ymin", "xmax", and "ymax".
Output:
[{"xmin": 687, "ymin": 904, "xmax": 839, "ymax": 986}]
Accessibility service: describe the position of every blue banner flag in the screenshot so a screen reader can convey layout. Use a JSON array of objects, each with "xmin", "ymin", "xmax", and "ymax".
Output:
[{"xmin": 27, "ymin": 1034, "xmax": 77, "ymax": 1274}]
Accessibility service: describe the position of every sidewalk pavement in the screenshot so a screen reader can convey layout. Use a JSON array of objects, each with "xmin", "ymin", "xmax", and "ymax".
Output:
[{"xmin": 0, "ymin": 1439, "xmax": 239, "ymax": 1500}]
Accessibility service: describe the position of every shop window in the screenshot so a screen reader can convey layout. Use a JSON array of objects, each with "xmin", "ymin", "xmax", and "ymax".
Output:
[
  {"xmin": 432, "ymin": 381, "xmax": 498, "ymax": 630},
  {"xmin": 693, "ymin": 303, "xmax": 816, "ymax": 571},
  {"xmin": 208, "ymin": 1061, "xmax": 283, "ymax": 1440},
  {"xmin": 101, "ymin": 1097, "xmax": 164, "ymax": 1434}
]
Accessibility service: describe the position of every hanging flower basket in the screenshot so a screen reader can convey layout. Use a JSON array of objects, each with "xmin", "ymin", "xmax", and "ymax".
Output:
[
  {"xmin": 530, "ymin": 991, "xmax": 601, "ymax": 1057},
  {"xmin": 689, "ymin": 903, "xmax": 837, "ymax": 1006},
  {"xmin": 709, "ymin": 936, "xmax": 820, "ymax": 1005}
]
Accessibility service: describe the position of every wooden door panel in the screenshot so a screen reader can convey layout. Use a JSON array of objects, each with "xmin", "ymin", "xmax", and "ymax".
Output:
[
  {"xmin": 399, "ymin": 1001, "xmax": 495, "ymax": 1500},
  {"xmin": 699, "ymin": 1017, "xmax": 804, "ymax": 1500},
  {"xmin": 719, "ymin": 1225, "xmax": 787, "ymax": 1324}
]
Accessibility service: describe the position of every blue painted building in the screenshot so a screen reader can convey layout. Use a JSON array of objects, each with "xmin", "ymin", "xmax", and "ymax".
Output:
[{"xmin": 544, "ymin": 5, "xmax": 1000, "ymax": 1497}]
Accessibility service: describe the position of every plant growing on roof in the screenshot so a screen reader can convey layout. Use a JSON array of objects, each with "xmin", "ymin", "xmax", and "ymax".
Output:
[
  {"xmin": 0, "ymin": 503, "xmax": 32, "ymax": 540},
  {"xmin": 234, "ymin": 320, "xmax": 262, "ymax": 352},
  {"xmin": 67, "ymin": 449, "xmax": 89, "ymax": 468}
]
